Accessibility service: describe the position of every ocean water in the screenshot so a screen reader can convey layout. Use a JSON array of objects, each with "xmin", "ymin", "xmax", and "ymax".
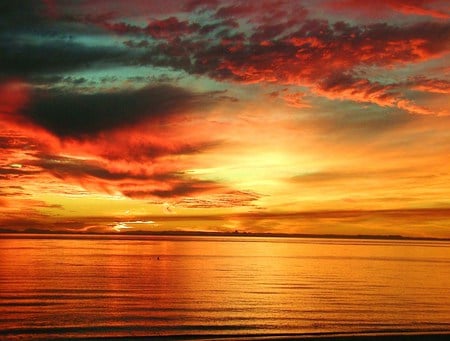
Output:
[{"xmin": 0, "ymin": 234, "xmax": 449, "ymax": 339}]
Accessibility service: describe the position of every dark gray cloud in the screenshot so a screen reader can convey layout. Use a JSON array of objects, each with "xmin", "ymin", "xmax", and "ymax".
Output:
[
  {"xmin": 122, "ymin": 179, "xmax": 220, "ymax": 199},
  {"xmin": 99, "ymin": 140, "xmax": 221, "ymax": 162},
  {"xmin": 0, "ymin": 1, "xmax": 130, "ymax": 80},
  {"xmin": 0, "ymin": 167, "xmax": 40, "ymax": 176},
  {"xmin": 19, "ymin": 85, "xmax": 210, "ymax": 138},
  {"xmin": 30, "ymin": 154, "xmax": 226, "ymax": 200},
  {"xmin": 0, "ymin": 38, "xmax": 128, "ymax": 79},
  {"xmin": 0, "ymin": 1, "xmax": 43, "ymax": 28},
  {"xmin": 34, "ymin": 155, "xmax": 150, "ymax": 181}
]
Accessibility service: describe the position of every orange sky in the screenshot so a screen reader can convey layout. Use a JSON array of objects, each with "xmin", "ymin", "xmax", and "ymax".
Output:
[{"xmin": 0, "ymin": 0, "xmax": 449, "ymax": 237}]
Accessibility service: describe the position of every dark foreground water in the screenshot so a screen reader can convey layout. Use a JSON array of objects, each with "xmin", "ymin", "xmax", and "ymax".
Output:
[{"xmin": 0, "ymin": 234, "xmax": 449, "ymax": 340}]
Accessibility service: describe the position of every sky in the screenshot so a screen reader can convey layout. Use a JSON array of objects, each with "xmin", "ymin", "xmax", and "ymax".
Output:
[{"xmin": 0, "ymin": 0, "xmax": 449, "ymax": 237}]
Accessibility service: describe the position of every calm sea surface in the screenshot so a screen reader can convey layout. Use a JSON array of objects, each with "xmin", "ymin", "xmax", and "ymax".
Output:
[{"xmin": 1, "ymin": 234, "xmax": 449, "ymax": 339}]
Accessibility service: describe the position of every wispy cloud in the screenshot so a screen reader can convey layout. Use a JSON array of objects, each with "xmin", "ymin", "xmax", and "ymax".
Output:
[{"xmin": 324, "ymin": 0, "xmax": 450, "ymax": 19}]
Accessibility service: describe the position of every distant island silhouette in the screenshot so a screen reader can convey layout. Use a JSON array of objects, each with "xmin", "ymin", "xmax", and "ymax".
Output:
[{"xmin": 0, "ymin": 228, "xmax": 449, "ymax": 241}]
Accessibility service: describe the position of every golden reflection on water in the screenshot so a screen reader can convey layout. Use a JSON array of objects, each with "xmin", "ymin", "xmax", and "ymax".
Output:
[{"xmin": 1, "ymin": 235, "xmax": 450, "ymax": 339}]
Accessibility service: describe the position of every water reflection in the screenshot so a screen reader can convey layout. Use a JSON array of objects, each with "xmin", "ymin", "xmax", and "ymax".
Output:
[{"xmin": 1, "ymin": 235, "xmax": 449, "ymax": 339}]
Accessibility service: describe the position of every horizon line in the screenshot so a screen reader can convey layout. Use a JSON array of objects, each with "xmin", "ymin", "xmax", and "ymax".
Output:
[{"xmin": 1, "ymin": 229, "xmax": 449, "ymax": 242}]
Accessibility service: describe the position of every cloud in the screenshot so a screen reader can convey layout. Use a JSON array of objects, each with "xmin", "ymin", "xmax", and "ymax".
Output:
[
  {"xmin": 214, "ymin": 3, "xmax": 255, "ymax": 18},
  {"xmin": 173, "ymin": 190, "xmax": 260, "ymax": 208},
  {"xmin": 281, "ymin": 91, "xmax": 311, "ymax": 109},
  {"xmin": 34, "ymin": 154, "xmax": 151, "ymax": 181},
  {"xmin": 94, "ymin": 139, "xmax": 221, "ymax": 163},
  {"xmin": 94, "ymin": 16, "xmax": 201, "ymax": 41},
  {"xmin": 122, "ymin": 179, "xmax": 220, "ymax": 199},
  {"xmin": 0, "ymin": 1, "xmax": 128, "ymax": 80},
  {"xmin": 0, "ymin": 166, "xmax": 41, "ymax": 177},
  {"xmin": 213, "ymin": 0, "xmax": 308, "ymax": 26},
  {"xmin": 0, "ymin": 133, "xmax": 35, "ymax": 150},
  {"xmin": 8, "ymin": 85, "xmax": 211, "ymax": 139},
  {"xmin": 212, "ymin": 20, "xmax": 450, "ymax": 82},
  {"xmin": 325, "ymin": 0, "xmax": 450, "ymax": 19},
  {"xmin": 390, "ymin": 0, "xmax": 450, "ymax": 19},
  {"xmin": 314, "ymin": 72, "xmax": 437, "ymax": 115},
  {"xmin": 230, "ymin": 209, "xmax": 407, "ymax": 220},
  {"xmin": 0, "ymin": 1, "xmax": 44, "ymax": 27},
  {"xmin": 0, "ymin": 131, "xmax": 45, "ymax": 180},
  {"xmin": 288, "ymin": 168, "xmax": 422, "ymax": 186},
  {"xmin": 0, "ymin": 81, "xmax": 30, "ymax": 120},
  {"xmin": 184, "ymin": 0, "xmax": 219, "ymax": 12},
  {"xmin": 0, "ymin": 39, "xmax": 127, "ymax": 79},
  {"xmin": 408, "ymin": 76, "xmax": 450, "ymax": 94},
  {"xmin": 128, "ymin": 17, "xmax": 448, "ymax": 114},
  {"xmin": 1, "ymin": 81, "xmax": 230, "ymax": 203},
  {"xmin": 396, "ymin": 99, "xmax": 435, "ymax": 115},
  {"xmin": 23, "ymin": 153, "xmax": 228, "ymax": 200},
  {"xmin": 145, "ymin": 17, "xmax": 200, "ymax": 40},
  {"xmin": 2, "ymin": 1, "xmax": 448, "ymax": 116}
]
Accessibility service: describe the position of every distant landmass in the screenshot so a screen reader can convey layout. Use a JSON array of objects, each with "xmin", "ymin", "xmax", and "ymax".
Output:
[{"xmin": 0, "ymin": 228, "xmax": 449, "ymax": 241}]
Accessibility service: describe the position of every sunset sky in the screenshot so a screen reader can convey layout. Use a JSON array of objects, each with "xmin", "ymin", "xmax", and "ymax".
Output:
[{"xmin": 1, "ymin": 0, "xmax": 449, "ymax": 237}]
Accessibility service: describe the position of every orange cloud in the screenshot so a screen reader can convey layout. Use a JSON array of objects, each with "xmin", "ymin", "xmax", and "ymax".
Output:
[
  {"xmin": 409, "ymin": 76, "xmax": 450, "ymax": 94},
  {"xmin": 314, "ymin": 73, "xmax": 441, "ymax": 115},
  {"xmin": 0, "ymin": 80, "xmax": 234, "ymax": 202}
]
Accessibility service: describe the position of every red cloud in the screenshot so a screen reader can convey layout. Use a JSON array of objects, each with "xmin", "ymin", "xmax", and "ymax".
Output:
[
  {"xmin": 392, "ymin": 1, "xmax": 449, "ymax": 19},
  {"xmin": 0, "ymin": 81, "xmax": 30, "ymax": 120},
  {"xmin": 184, "ymin": 0, "xmax": 219, "ymax": 12},
  {"xmin": 192, "ymin": 20, "xmax": 449, "ymax": 114},
  {"xmin": 217, "ymin": 20, "xmax": 449, "ymax": 83},
  {"xmin": 215, "ymin": 4, "xmax": 254, "ymax": 18},
  {"xmin": 73, "ymin": 11, "xmax": 200, "ymax": 41},
  {"xmin": 326, "ymin": 0, "xmax": 450, "ymax": 19},
  {"xmin": 145, "ymin": 17, "xmax": 199, "ymax": 39}
]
